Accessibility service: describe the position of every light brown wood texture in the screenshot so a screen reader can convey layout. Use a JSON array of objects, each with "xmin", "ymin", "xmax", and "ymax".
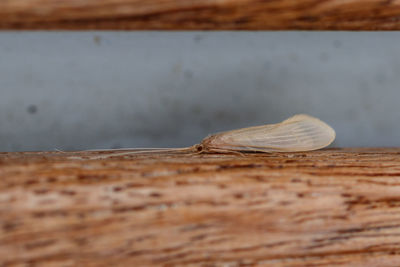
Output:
[
  {"xmin": 2, "ymin": 148, "xmax": 400, "ymax": 266},
  {"xmin": 1, "ymin": 0, "xmax": 400, "ymax": 30}
]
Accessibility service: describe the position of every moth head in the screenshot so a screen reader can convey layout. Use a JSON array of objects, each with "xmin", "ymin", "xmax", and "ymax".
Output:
[{"xmin": 194, "ymin": 144, "xmax": 204, "ymax": 153}]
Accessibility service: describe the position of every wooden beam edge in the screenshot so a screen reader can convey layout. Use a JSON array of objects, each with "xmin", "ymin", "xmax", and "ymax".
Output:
[
  {"xmin": 1, "ymin": 0, "xmax": 400, "ymax": 30},
  {"xmin": 2, "ymin": 148, "xmax": 400, "ymax": 265}
]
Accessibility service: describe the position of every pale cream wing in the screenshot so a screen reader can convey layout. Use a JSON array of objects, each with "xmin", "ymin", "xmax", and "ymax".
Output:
[{"xmin": 209, "ymin": 114, "xmax": 335, "ymax": 152}]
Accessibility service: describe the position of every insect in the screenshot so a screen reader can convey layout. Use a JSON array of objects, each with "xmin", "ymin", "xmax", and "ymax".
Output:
[
  {"xmin": 194, "ymin": 114, "xmax": 335, "ymax": 153},
  {"xmin": 74, "ymin": 114, "xmax": 335, "ymax": 159}
]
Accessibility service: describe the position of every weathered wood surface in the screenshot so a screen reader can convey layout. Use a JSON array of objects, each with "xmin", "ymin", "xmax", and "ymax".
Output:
[
  {"xmin": 1, "ymin": 0, "xmax": 400, "ymax": 30},
  {"xmin": 2, "ymin": 148, "xmax": 400, "ymax": 266}
]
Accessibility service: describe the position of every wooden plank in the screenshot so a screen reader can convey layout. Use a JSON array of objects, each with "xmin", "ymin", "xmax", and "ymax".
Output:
[
  {"xmin": 1, "ymin": 0, "xmax": 400, "ymax": 30},
  {"xmin": 2, "ymin": 148, "xmax": 400, "ymax": 265}
]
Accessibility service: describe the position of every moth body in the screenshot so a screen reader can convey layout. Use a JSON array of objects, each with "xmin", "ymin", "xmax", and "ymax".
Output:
[{"xmin": 198, "ymin": 114, "xmax": 335, "ymax": 153}]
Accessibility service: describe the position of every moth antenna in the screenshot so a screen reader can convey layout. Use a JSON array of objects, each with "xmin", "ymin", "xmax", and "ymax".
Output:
[{"xmin": 68, "ymin": 146, "xmax": 196, "ymax": 160}]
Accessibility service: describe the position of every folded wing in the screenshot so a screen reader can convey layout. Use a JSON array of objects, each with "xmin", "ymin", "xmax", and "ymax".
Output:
[{"xmin": 207, "ymin": 114, "xmax": 335, "ymax": 152}]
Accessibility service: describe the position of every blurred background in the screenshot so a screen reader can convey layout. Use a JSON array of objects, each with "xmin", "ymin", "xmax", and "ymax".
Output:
[{"xmin": 0, "ymin": 32, "xmax": 398, "ymax": 151}]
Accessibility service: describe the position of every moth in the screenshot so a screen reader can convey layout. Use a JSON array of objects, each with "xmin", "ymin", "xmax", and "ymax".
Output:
[
  {"xmin": 195, "ymin": 114, "xmax": 335, "ymax": 153},
  {"xmin": 75, "ymin": 114, "xmax": 335, "ymax": 159}
]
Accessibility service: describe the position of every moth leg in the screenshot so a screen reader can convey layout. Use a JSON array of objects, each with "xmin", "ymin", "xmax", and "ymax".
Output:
[{"xmin": 206, "ymin": 148, "xmax": 246, "ymax": 156}]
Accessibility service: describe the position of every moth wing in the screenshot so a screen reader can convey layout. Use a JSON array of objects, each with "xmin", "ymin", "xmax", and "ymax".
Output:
[{"xmin": 210, "ymin": 114, "xmax": 335, "ymax": 152}]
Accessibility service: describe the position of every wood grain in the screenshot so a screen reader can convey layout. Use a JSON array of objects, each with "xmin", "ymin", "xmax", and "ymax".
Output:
[
  {"xmin": 1, "ymin": 0, "xmax": 400, "ymax": 30},
  {"xmin": 2, "ymin": 148, "xmax": 400, "ymax": 266}
]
